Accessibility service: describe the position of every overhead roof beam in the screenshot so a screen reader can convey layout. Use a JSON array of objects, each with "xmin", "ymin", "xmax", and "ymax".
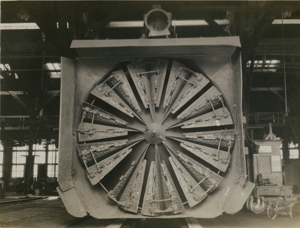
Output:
[
  {"xmin": 0, "ymin": 90, "xmax": 60, "ymax": 95},
  {"xmin": 251, "ymin": 87, "xmax": 284, "ymax": 91},
  {"xmin": 7, "ymin": 91, "xmax": 28, "ymax": 111},
  {"xmin": 106, "ymin": 20, "xmax": 230, "ymax": 28},
  {"xmin": 246, "ymin": 10, "xmax": 280, "ymax": 54},
  {"xmin": 0, "ymin": 23, "xmax": 40, "ymax": 30}
]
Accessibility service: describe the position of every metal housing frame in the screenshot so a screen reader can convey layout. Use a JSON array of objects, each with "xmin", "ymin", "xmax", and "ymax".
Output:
[{"xmin": 57, "ymin": 37, "xmax": 254, "ymax": 218}]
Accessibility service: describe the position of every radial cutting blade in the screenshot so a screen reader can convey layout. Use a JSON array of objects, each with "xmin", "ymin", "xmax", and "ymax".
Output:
[
  {"xmin": 127, "ymin": 60, "xmax": 168, "ymax": 109},
  {"xmin": 91, "ymin": 83, "xmax": 136, "ymax": 118},
  {"xmin": 116, "ymin": 159, "xmax": 147, "ymax": 213},
  {"xmin": 172, "ymin": 107, "xmax": 233, "ymax": 129},
  {"xmin": 108, "ymin": 144, "xmax": 149, "ymax": 213},
  {"xmin": 163, "ymin": 141, "xmax": 223, "ymax": 195},
  {"xmin": 142, "ymin": 146, "xmax": 184, "ymax": 217},
  {"xmin": 77, "ymin": 122, "xmax": 136, "ymax": 142},
  {"xmin": 173, "ymin": 138, "xmax": 231, "ymax": 172},
  {"xmin": 162, "ymin": 62, "xmax": 209, "ymax": 123},
  {"xmin": 163, "ymin": 61, "xmax": 189, "ymax": 109},
  {"xmin": 169, "ymin": 155, "xmax": 207, "ymax": 207},
  {"xmin": 106, "ymin": 70, "xmax": 141, "ymax": 113},
  {"xmin": 82, "ymin": 102, "xmax": 128, "ymax": 126},
  {"xmin": 183, "ymin": 130, "xmax": 234, "ymax": 150},
  {"xmin": 177, "ymin": 86, "xmax": 222, "ymax": 120},
  {"xmin": 77, "ymin": 139, "xmax": 128, "ymax": 166},
  {"xmin": 86, "ymin": 140, "xmax": 141, "ymax": 185},
  {"xmin": 170, "ymin": 71, "xmax": 209, "ymax": 114}
]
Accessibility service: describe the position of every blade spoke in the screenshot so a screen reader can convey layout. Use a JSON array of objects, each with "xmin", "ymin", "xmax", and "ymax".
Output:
[
  {"xmin": 77, "ymin": 122, "xmax": 137, "ymax": 142},
  {"xmin": 141, "ymin": 145, "xmax": 184, "ymax": 216},
  {"xmin": 108, "ymin": 144, "xmax": 149, "ymax": 213},
  {"xmin": 163, "ymin": 142, "xmax": 223, "ymax": 195},
  {"xmin": 77, "ymin": 139, "xmax": 128, "ymax": 166},
  {"xmin": 171, "ymin": 107, "xmax": 233, "ymax": 129},
  {"xmin": 171, "ymin": 138, "xmax": 231, "ymax": 172},
  {"xmin": 177, "ymin": 86, "xmax": 222, "ymax": 120},
  {"xmin": 85, "ymin": 140, "xmax": 142, "ymax": 185}
]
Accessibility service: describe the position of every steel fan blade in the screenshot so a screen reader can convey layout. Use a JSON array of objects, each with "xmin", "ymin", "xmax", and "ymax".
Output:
[
  {"xmin": 142, "ymin": 146, "xmax": 184, "ymax": 216},
  {"xmin": 77, "ymin": 139, "xmax": 128, "ymax": 166},
  {"xmin": 171, "ymin": 107, "xmax": 233, "ymax": 129},
  {"xmin": 91, "ymin": 83, "xmax": 139, "ymax": 119},
  {"xmin": 163, "ymin": 142, "xmax": 223, "ymax": 194},
  {"xmin": 86, "ymin": 140, "xmax": 142, "ymax": 185},
  {"xmin": 141, "ymin": 162, "xmax": 160, "ymax": 216},
  {"xmin": 177, "ymin": 86, "xmax": 222, "ymax": 120},
  {"xmin": 82, "ymin": 102, "xmax": 128, "ymax": 126},
  {"xmin": 183, "ymin": 130, "xmax": 234, "ymax": 150},
  {"xmin": 150, "ymin": 60, "xmax": 168, "ymax": 107},
  {"xmin": 169, "ymin": 155, "xmax": 207, "ymax": 207},
  {"xmin": 173, "ymin": 138, "xmax": 230, "ymax": 172},
  {"xmin": 106, "ymin": 70, "xmax": 142, "ymax": 113},
  {"xmin": 162, "ymin": 64, "xmax": 209, "ymax": 123},
  {"xmin": 163, "ymin": 61, "xmax": 190, "ymax": 109},
  {"xmin": 77, "ymin": 122, "xmax": 137, "ymax": 142},
  {"xmin": 170, "ymin": 72, "xmax": 209, "ymax": 114},
  {"xmin": 127, "ymin": 60, "xmax": 168, "ymax": 108},
  {"xmin": 108, "ymin": 144, "xmax": 149, "ymax": 213}
]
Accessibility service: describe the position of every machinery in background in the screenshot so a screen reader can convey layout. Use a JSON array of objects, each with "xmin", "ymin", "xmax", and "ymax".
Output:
[
  {"xmin": 33, "ymin": 164, "xmax": 58, "ymax": 196},
  {"xmin": 247, "ymin": 124, "xmax": 298, "ymax": 220}
]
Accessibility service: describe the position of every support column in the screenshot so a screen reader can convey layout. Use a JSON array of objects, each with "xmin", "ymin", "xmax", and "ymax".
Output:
[
  {"xmin": 2, "ymin": 139, "xmax": 13, "ymax": 191},
  {"xmin": 45, "ymin": 142, "xmax": 49, "ymax": 177},
  {"xmin": 282, "ymin": 140, "xmax": 290, "ymax": 160},
  {"xmin": 24, "ymin": 115, "xmax": 36, "ymax": 195}
]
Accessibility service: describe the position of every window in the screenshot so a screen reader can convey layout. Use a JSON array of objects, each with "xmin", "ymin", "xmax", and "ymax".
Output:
[
  {"xmin": 12, "ymin": 145, "xmax": 27, "ymax": 178},
  {"xmin": 47, "ymin": 165, "xmax": 58, "ymax": 178},
  {"xmin": 12, "ymin": 151, "xmax": 27, "ymax": 164},
  {"xmin": 44, "ymin": 63, "xmax": 61, "ymax": 78},
  {"xmin": 11, "ymin": 142, "xmax": 59, "ymax": 178},
  {"xmin": 34, "ymin": 151, "xmax": 46, "ymax": 164},
  {"xmin": 12, "ymin": 165, "xmax": 24, "ymax": 178},
  {"xmin": 47, "ymin": 144, "xmax": 58, "ymax": 178},
  {"xmin": 0, "ymin": 152, "xmax": 3, "ymax": 164},
  {"xmin": 0, "ymin": 142, "xmax": 3, "ymax": 178},
  {"xmin": 289, "ymin": 143, "xmax": 299, "ymax": 159},
  {"xmin": 247, "ymin": 59, "xmax": 280, "ymax": 72},
  {"xmin": 48, "ymin": 151, "xmax": 58, "ymax": 164}
]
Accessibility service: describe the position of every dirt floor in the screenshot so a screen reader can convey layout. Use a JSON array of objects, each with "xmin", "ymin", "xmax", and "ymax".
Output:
[{"xmin": 0, "ymin": 195, "xmax": 299, "ymax": 228}]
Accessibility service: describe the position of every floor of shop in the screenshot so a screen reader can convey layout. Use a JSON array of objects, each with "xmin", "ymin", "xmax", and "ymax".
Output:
[{"xmin": 0, "ymin": 194, "xmax": 299, "ymax": 228}]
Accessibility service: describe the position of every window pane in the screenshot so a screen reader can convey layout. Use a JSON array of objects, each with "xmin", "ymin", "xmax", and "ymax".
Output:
[
  {"xmin": 13, "ymin": 152, "xmax": 27, "ymax": 164},
  {"xmin": 0, "ymin": 165, "xmax": 2, "ymax": 178},
  {"xmin": 0, "ymin": 142, "xmax": 3, "ymax": 150},
  {"xmin": 0, "ymin": 152, "xmax": 3, "ymax": 164},
  {"xmin": 12, "ymin": 165, "xmax": 24, "ymax": 178},
  {"xmin": 47, "ymin": 165, "xmax": 58, "ymax": 177},
  {"xmin": 13, "ymin": 145, "xmax": 28, "ymax": 151},
  {"xmin": 48, "ymin": 144, "xmax": 56, "ymax": 150},
  {"xmin": 34, "ymin": 164, "xmax": 38, "ymax": 177},
  {"xmin": 34, "ymin": 144, "xmax": 45, "ymax": 150},
  {"xmin": 271, "ymin": 156, "xmax": 281, "ymax": 172},
  {"xmin": 289, "ymin": 149, "xmax": 299, "ymax": 159},
  {"xmin": 34, "ymin": 151, "xmax": 46, "ymax": 164},
  {"xmin": 48, "ymin": 151, "xmax": 58, "ymax": 164}
]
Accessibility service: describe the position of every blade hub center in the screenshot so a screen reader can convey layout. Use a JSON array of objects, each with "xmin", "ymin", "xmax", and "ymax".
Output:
[{"xmin": 144, "ymin": 123, "xmax": 166, "ymax": 145}]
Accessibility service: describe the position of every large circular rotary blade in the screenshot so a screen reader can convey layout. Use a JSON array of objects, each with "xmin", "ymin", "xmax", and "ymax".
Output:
[{"xmin": 76, "ymin": 59, "xmax": 235, "ymax": 217}]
